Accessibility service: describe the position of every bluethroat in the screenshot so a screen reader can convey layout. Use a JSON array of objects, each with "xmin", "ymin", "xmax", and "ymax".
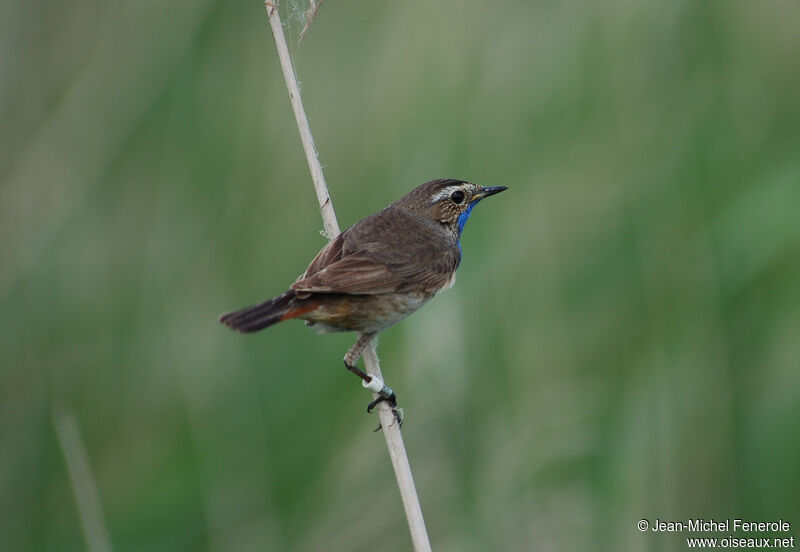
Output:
[{"xmin": 220, "ymin": 178, "xmax": 507, "ymax": 425}]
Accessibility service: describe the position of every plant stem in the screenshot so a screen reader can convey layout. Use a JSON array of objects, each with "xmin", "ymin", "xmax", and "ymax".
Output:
[{"xmin": 264, "ymin": 3, "xmax": 432, "ymax": 551}]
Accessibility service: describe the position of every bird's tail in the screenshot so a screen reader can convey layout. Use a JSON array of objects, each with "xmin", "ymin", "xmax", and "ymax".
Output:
[{"xmin": 219, "ymin": 290, "xmax": 301, "ymax": 333}]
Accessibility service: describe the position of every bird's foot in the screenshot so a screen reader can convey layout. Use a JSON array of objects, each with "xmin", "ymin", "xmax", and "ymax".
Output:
[{"xmin": 363, "ymin": 376, "xmax": 403, "ymax": 430}]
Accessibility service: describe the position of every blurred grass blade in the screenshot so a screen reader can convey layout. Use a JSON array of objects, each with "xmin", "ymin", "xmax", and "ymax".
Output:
[{"xmin": 53, "ymin": 407, "xmax": 113, "ymax": 552}]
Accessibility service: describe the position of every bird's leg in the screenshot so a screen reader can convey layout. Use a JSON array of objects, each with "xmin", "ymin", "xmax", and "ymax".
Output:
[
  {"xmin": 343, "ymin": 332, "xmax": 375, "ymax": 383},
  {"xmin": 343, "ymin": 332, "xmax": 402, "ymax": 429}
]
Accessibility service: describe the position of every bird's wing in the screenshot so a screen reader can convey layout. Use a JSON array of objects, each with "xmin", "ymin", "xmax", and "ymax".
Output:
[
  {"xmin": 291, "ymin": 209, "xmax": 460, "ymax": 296},
  {"xmin": 301, "ymin": 230, "xmax": 346, "ymax": 277}
]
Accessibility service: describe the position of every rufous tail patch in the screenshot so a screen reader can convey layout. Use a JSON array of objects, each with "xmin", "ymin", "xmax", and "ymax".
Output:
[{"xmin": 280, "ymin": 303, "xmax": 318, "ymax": 321}]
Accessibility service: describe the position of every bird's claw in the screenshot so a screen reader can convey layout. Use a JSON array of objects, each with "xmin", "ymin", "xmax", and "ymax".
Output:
[
  {"xmin": 366, "ymin": 387, "xmax": 396, "ymax": 412},
  {"xmin": 361, "ymin": 375, "xmax": 402, "ymax": 430},
  {"xmin": 371, "ymin": 408, "xmax": 403, "ymax": 432},
  {"xmin": 366, "ymin": 389, "xmax": 403, "ymax": 431}
]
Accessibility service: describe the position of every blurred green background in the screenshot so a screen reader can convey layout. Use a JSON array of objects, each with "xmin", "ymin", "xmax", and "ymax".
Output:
[{"xmin": 2, "ymin": 0, "xmax": 799, "ymax": 550}]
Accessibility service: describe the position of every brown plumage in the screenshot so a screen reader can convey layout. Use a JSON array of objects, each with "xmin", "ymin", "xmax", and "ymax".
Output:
[{"xmin": 219, "ymin": 178, "xmax": 507, "ymax": 419}]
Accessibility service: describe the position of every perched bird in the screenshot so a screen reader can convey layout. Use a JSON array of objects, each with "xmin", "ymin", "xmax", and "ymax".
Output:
[{"xmin": 220, "ymin": 178, "xmax": 507, "ymax": 424}]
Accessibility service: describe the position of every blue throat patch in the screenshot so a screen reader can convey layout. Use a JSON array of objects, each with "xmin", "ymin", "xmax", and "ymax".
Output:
[
  {"xmin": 456, "ymin": 199, "xmax": 483, "ymax": 261},
  {"xmin": 457, "ymin": 200, "xmax": 479, "ymax": 235}
]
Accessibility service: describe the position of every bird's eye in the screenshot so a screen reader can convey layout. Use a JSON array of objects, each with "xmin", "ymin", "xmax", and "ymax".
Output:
[{"xmin": 450, "ymin": 190, "xmax": 465, "ymax": 204}]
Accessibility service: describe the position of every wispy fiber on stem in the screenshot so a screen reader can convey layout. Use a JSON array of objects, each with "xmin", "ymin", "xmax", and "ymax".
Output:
[{"xmin": 298, "ymin": 0, "xmax": 324, "ymax": 44}]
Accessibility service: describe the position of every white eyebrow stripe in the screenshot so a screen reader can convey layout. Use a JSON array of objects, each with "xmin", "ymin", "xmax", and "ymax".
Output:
[{"xmin": 430, "ymin": 185, "xmax": 462, "ymax": 203}]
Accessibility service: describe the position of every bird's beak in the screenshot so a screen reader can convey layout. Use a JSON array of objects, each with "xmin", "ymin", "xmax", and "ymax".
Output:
[{"xmin": 472, "ymin": 185, "xmax": 508, "ymax": 202}]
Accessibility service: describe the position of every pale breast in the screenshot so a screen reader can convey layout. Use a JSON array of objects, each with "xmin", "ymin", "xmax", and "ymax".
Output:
[{"xmin": 301, "ymin": 291, "xmax": 434, "ymax": 334}]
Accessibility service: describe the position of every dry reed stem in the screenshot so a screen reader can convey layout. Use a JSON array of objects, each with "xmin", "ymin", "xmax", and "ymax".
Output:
[{"xmin": 264, "ymin": 3, "xmax": 432, "ymax": 550}]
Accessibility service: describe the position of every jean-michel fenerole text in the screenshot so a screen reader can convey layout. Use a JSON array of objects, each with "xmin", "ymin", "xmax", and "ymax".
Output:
[{"xmin": 650, "ymin": 519, "xmax": 791, "ymax": 533}]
